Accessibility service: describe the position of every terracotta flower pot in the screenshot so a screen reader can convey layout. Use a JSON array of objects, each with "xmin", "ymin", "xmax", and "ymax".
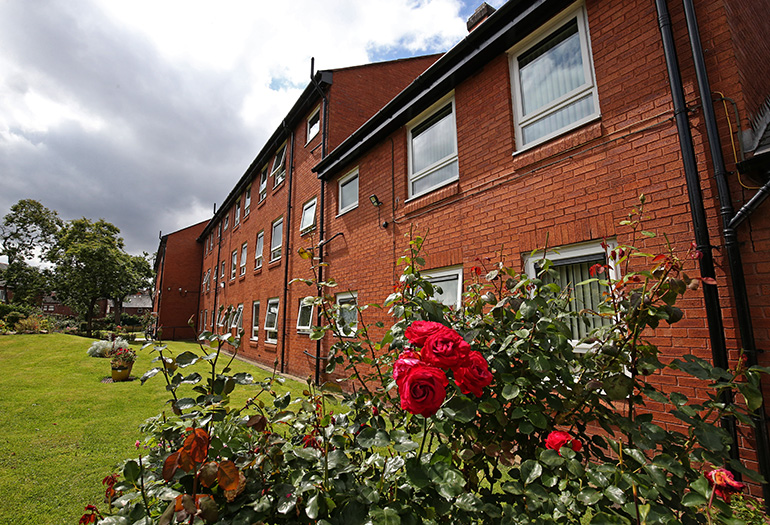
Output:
[{"xmin": 111, "ymin": 362, "xmax": 133, "ymax": 382}]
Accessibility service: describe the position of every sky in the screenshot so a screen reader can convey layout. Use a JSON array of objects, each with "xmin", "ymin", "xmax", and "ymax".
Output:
[{"xmin": 0, "ymin": 0, "xmax": 506, "ymax": 262}]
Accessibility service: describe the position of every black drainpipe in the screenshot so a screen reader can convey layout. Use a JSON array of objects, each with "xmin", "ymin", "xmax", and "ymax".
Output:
[
  {"xmin": 654, "ymin": 0, "xmax": 741, "ymax": 464},
  {"xmin": 280, "ymin": 122, "xmax": 295, "ymax": 374},
  {"xmin": 310, "ymin": 59, "xmax": 329, "ymax": 385},
  {"xmin": 681, "ymin": 0, "xmax": 770, "ymax": 503}
]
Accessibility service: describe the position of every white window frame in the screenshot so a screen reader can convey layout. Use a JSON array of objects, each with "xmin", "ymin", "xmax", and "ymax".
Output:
[
  {"xmin": 251, "ymin": 301, "xmax": 260, "ymax": 341},
  {"xmin": 259, "ymin": 166, "xmax": 269, "ymax": 202},
  {"xmin": 255, "ymin": 230, "xmax": 264, "ymax": 269},
  {"xmin": 335, "ymin": 292, "xmax": 358, "ymax": 336},
  {"xmin": 223, "ymin": 215, "xmax": 229, "ymax": 230},
  {"xmin": 264, "ymin": 298, "xmax": 280, "ymax": 344},
  {"xmin": 234, "ymin": 199, "xmax": 241, "ymax": 226},
  {"xmin": 338, "ymin": 168, "xmax": 359, "ymax": 216},
  {"xmin": 296, "ymin": 298, "xmax": 314, "ymax": 333},
  {"xmin": 271, "ymin": 144, "xmax": 287, "ymax": 187},
  {"xmin": 204, "ymin": 310, "xmax": 208, "ymax": 331},
  {"xmin": 270, "ymin": 217, "xmax": 283, "ymax": 262},
  {"xmin": 407, "ymin": 95, "xmax": 459, "ymax": 199},
  {"xmin": 509, "ymin": 3, "xmax": 599, "ymax": 151},
  {"xmin": 523, "ymin": 239, "xmax": 617, "ymax": 350},
  {"xmin": 299, "ymin": 198, "xmax": 317, "ymax": 234},
  {"xmin": 307, "ymin": 106, "xmax": 321, "ymax": 143},
  {"xmin": 220, "ymin": 261, "xmax": 225, "ymax": 280},
  {"xmin": 240, "ymin": 242, "xmax": 248, "ymax": 276},
  {"xmin": 424, "ymin": 266, "xmax": 463, "ymax": 309},
  {"xmin": 230, "ymin": 250, "xmax": 238, "ymax": 280},
  {"xmin": 244, "ymin": 186, "xmax": 251, "ymax": 216},
  {"xmin": 231, "ymin": 304, "xmax": 243, "ymax": 330},
  {"xmin": 217, "ymin": 308, "xmax": 227, "ymax": 327}
]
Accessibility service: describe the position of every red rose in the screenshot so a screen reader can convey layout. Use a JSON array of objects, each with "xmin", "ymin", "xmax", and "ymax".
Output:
[
  {"xmin": 421, "ymin": 327, "xmax": 470, "ymax": 370},
  {"xmin": 404, "ymin": 321, "xmax": 446, "ymax": 347},
  {"xmin": 398, "ymin": 363, "xmax": 448, "ymax": 417},
  {"xmin": 706, "ymin": 468, "xmax": 745, "ymax": 502},
  {"xmin": 454, "ymin": 351, "xmax": 493, "ymax": 397},
  {"xmin": 545, "ymin": 431, "xmax": 581, "ymax": 454},
  {"xmin": 393, "ymin": 350, "xmax": 421, "ymax": 386}
]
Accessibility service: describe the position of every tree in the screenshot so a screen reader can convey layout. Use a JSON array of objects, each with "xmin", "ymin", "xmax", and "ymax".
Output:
[
  {"xmin": 109, "ymin": 252, "xmax": 153, "ymax": 324},
  {"xmin": 50, "ymin": 218, "xmax": 143, "ymax": 336},
  {"xmin": 0, "ymin": 199, "xmax": 62, "ymax": 304}
]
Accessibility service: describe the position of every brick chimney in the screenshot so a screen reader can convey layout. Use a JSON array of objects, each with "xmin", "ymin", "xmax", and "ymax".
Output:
[{"xmin": 467, "ymin": 2, "xmax": 497, "ymax": 32}]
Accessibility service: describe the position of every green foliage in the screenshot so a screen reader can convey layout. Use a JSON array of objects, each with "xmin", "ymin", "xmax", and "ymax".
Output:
[
  {"xmin": 87, "ymin": 203, "xmax": 767, "ymax": 524},
  {"xmin": 49, "ymin": 218, "xmax": 149, "ymax": 336},
  {"xmin": 0, "ymin": 198, "xmax": 62, "ymax": 264}
]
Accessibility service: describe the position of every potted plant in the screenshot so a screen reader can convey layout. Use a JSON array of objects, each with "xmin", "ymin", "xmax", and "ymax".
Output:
[{"xmin": 109, "ymin": 346, "xmax": 136, "ymax": 382}]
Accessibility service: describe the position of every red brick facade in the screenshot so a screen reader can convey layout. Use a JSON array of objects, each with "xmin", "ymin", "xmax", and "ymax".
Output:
[
  {"xmin": 158, "ymin": 0, "xmax": 770, "ymax": 492},
  {"xmin": 152, "ymin": 221, "xmax": 206, "ymax": 340}
]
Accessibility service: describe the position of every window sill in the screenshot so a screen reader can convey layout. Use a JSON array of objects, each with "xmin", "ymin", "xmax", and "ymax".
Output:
[
  {"xmin": 300, "ymin": 226, "xmax": 316, "ymax": 236},
  {"xmin": 512, "ymin": 119, "xmax": 602, "ymax": 170},
  {"xmin": 239, "ymin": 274, "xmax": 246, "ymax": 282},
  {"xmin": 268, "ymin": 259, "xmax": 281, "ymax": 269},
  {"xmin": 258, "ymin": 198, "xmax": 267, "ymax": 208},
  {"xmin": 264, "ymin": 341, "xmax": 278, "ymax": 350},
  {"xmin": 403, "ymin": 181, "xmax": 460, "ymax": 216},
  {"xmin": 254, "ymin": 266, "xmax": 263, "ymax": 274},
  {"xmin": 272, "ymin": 180, "xmax": 285, "ymax": 194}
]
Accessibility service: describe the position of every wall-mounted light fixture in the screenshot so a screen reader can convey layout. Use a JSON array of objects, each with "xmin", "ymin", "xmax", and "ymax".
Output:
[{"xmin": 369, "ymin": 194, "xmax": 382, "ymax": 207}]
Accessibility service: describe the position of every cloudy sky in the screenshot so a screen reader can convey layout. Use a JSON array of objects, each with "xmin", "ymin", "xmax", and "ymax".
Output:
[{"xmin": 0, "ymin": 0, "xmax": 505, "ymax": 261}]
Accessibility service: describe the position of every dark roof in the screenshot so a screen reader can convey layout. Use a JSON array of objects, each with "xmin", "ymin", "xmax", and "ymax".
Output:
[{"xmin": 314, "ymin": 0, "xmax": 571, "ymax": 180}]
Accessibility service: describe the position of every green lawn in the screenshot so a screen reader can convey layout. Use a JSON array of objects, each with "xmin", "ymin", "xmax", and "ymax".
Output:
[{"xmin": 0, "ymin": 333, "xmax": 306, "ymax": 525}]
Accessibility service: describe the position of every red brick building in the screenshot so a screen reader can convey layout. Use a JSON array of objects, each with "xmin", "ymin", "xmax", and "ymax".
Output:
[
  {"xmin": 156, "ymin": 0, "xmax": 770, "ymax": 497},
  {"xmin": 152, "ymin": 220, "xmax": 207, "ymax": 340}
]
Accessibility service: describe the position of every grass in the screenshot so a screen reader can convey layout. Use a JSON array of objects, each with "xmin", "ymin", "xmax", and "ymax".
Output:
[{"xmin": 0, "ymin": 333, "xmax": 307, "ymax": 525}]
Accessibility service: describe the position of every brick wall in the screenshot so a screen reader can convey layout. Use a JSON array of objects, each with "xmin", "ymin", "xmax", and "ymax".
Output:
[{"xmin": 154, "ymin": 221, "xmax": 206, "ymax": 340}]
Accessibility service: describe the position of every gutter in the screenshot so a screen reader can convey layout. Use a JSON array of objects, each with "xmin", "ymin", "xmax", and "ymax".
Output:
[{"xmin": 680, "ymin": 0, "xmax": 770, "ymax": 503}]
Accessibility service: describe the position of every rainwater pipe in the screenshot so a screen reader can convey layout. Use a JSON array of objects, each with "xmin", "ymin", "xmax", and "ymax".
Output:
[
  {"xmin": 681, "ymin": 0, "xmax": 770, "ymax": 503},
  {"xmin": 310, "ymin": 58, "xmax": 330, "ymax": 385},
  {"xmin": 280, "ymin": 122, "xmax": 295, "ymax": 374},
  {"xmin": 654, "ymin": 0, "xmax": 741, "ymax": 468}
]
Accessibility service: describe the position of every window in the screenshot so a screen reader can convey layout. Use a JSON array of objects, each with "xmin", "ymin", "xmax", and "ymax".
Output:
[
  {"xmin": 307, "ymin": 107, "xmax": 320, "ymax": 143},
  {"xmin": 270, "ymin": 217, "xmax": 283, "ymax": 262},
  {"xmin": 408, "ymin": 98, "xmax": 458, "ymax": 198},
  {"xmin": 231, "ymin": 250, "xmax": 238, "ymax": 280},
  {"xmin": 204, "ymin": 310, "xmax": 208, "ymax": 331},
  {"xmin": 336, "ymin": 292, "xmax": 358, "ymax": 336},
  {"xmin": 217, "ymin": 308, "xmax": 227, "ymax": 327},
  {"xmin": 259, "ymin": 166, "xmax": 268, "ymax": 202},
  {"xmin": 524, "ymin": 240, "xmax": 617, "ymax": 344},
  {"xmin": 204, "ymin": 269, "xmax": 211, "ymax": 292},
  {"xmin": 202, "ymin": 269, "xmax": 209, "ymax": 291},
  {"xmin": 264, "ymin": 298, "xmax": 279, "ymax": 344},
  {"xmin": 218, "ymin": 222, "xmax": 222, "ymax": 238},
  {"xmin": 510, "ymin": 5, "xmax": 599, "ymax": 150},
  {"xmin": 240, "ymin": 242, "xmax": 248, "ymax": 276},
  {"xmin": 300, "ymin": 198, "xmax": 317, "ymax": 234},
  {"xmin": 230, "ymin": 304, "xmax": 243, "ymax": 331},
  {"xmin": 297, "ymin": 298, "xmax": 314, "ymax": 333},
  {"xmin": 234, "ymin": 200, "xmax": 241, "ymax": 226},
  {"xmin": 220, "ymin": 261, "xmax": 225, "ymax": 279},
  {"xmin": 255, "ymin": 231, "xmax": 264, "ymax": 269},
  {"xmin": 251, "ymin": 301, "xmax": 260, "ymax": 341},
  {"xmin": 272, "ymin": 144, "xmax": 287, "ymax": 187},
  {"xmin": 424, "ymin": 266, "xmax": 463, "ymax": 309},
  {"xmin": 244, "ymin": 187, "xmax": 251, "ymax": 216},
  {"xmin": 338, "ymin": 168, "xmax": 359, "ymax": 215}
]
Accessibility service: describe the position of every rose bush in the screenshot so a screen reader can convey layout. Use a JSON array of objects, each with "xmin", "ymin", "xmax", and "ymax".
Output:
[{"xmin": 84, "ymin": 201, "xmax": 768, "ymax": 524}]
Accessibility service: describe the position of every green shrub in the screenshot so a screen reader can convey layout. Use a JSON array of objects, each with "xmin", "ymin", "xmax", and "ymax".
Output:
[{"xmin": 83, "ymin": 202, "xmax": 766, "ymax": 524}]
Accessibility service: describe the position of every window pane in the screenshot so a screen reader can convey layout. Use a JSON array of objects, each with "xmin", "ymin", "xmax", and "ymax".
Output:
[
  {"xmin": 301, "ymin": 200, "xmax": 317, "ymax": 231},
  {"xmin": 340, "ymin": 174, "xmax": 358, "ymax": 211},
  {"xmin": 297, "ymin": 302, "xmax": 313, "ymax": 330},
  {"xmin": 251, "ymin": 302, "xmax": 260, "ymax": 339},
  {"xmin": 427, "ymin": 275, "xmax": 460, "ymax": 307},
  {"xmin": 265, "ymin": 300, "xmax": 279, "ymax": 329},
  {"xmin": 271, "ymin": 219, "xmax": 283, "ymax": 259},
  {"xmin": 519, "ymin": 19, "xmax": 583, "ymax": 116},
  {"xmin": 521, "ymin": 94, "xmax": 594, "ymax": 145},
  {"xmin": 545, "ymin": 257, "xmax": 610, "ymax": 339},
  {"xmin": 412, "ymin": 160, "xmax": 458, "ymax": 196},
  {"xmin": 412, "ymin": 105, "xmax": 455, "ymax": 174}
]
